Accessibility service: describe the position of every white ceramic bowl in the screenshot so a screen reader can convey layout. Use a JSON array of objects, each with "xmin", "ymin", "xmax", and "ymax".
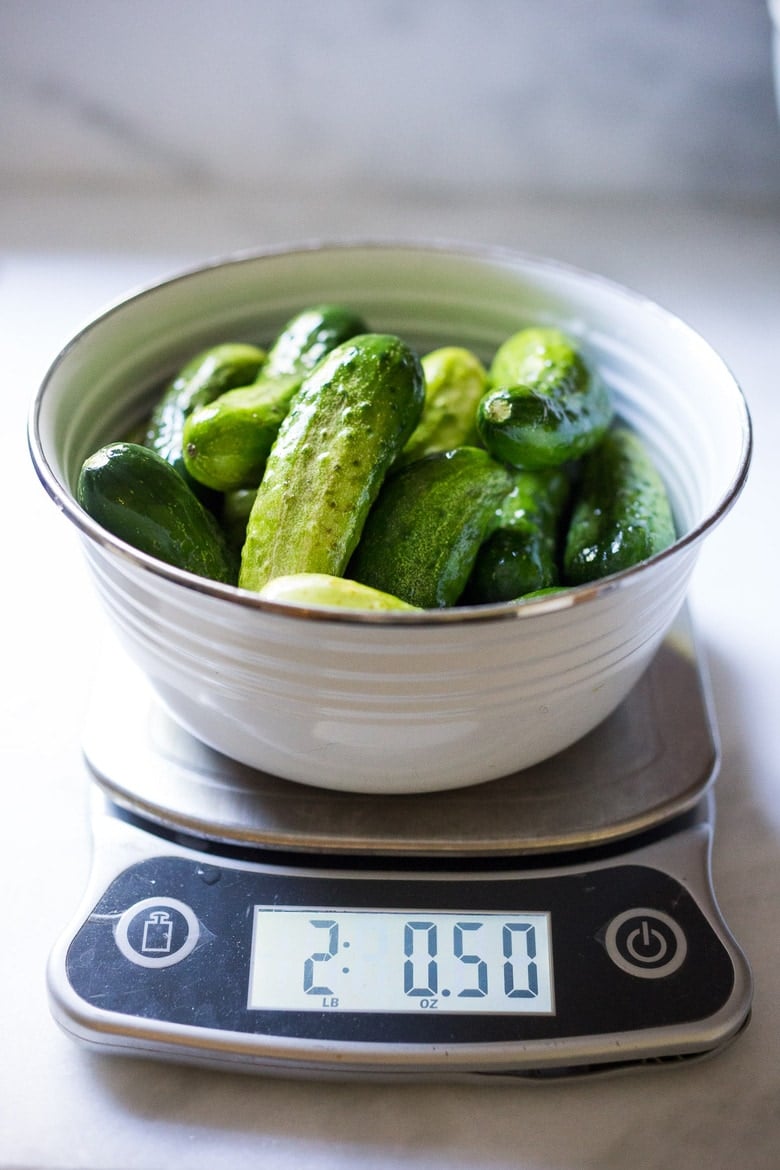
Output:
[{"xmin": 29, "ymin": 242, "xmax": 751, "ymax": 793}]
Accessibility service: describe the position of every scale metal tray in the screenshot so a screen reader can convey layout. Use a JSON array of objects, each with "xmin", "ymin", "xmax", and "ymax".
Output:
[{"xmin": 83, "ymin": 608, "xmax": 718, "ymax": 858}]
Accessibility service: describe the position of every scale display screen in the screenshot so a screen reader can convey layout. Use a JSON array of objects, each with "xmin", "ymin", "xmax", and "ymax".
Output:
[{"xmin": 247, "ymin": 907, "xmax": 554, "ymax": 1014}]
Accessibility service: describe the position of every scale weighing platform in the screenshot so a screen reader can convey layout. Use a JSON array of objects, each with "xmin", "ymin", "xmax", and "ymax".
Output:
[{"xmin": 48, "ymin": 610, "xmax": 752, "ymax": 1082}]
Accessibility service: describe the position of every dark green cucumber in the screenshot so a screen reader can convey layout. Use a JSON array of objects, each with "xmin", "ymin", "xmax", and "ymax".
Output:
[
  {"xmin": 238, "ymin": 333, "xmax": 425, "ymax": 591},
  {"xmin": 183, "ymin": 304, "xmax": 367, "ymax": 492},
  {"xmin": 77, "ymin": 442, "xmax": 237, "ymax": 584},
  {"xmin": 477, "ymin": 326, "xmax": 613, "ymax": 470},
  {"xmin": 144, "ymin": 342, "xmax": 266, "ymax": 493},
  {"xmin": 563, "ymin": 426, "xmax": 676, "ymax": 584},
  {"xmin": 348, "ymin": 447, "xmax": 512, "ymax": 609},
  {"xmin": 397, "ymin": 346, "xmax": 486, "ymax": 467},
  {"xmin": 259, "ymin": 304, "xmax": 368, "ymax": 380},
  {"xmin": 221, "ymin": 487, "xmax": 257, "ymax": 552},
  {"xmin": 465, "ymin": 467, "xmax": 570, "ymax": 603}
]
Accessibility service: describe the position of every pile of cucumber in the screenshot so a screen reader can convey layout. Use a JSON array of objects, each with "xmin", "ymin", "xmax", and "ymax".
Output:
[{"xmin": 77, "ymin": 304, "xmax": 676, "ymax": 612}]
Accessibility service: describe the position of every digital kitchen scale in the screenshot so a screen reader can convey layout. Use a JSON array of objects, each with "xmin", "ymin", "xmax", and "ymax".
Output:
[{"xmin": 47, "ymin": 609, "xmax": 752, "ymax": 1081}]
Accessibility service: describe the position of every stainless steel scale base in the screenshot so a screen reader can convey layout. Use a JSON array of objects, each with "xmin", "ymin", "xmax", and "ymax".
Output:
[{"xmin": 47, "ymin": 609, "xmax": 753, "ymax": 1080}]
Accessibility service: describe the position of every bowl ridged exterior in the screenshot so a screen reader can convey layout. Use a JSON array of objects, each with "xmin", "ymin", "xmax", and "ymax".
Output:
[
  {"xmin": 81, "ymin": 537, "xmax": 698, "ymax": 791},
  {"xmin": 30, "ymin": 243, "xmax": 751, "ymax": 792}
]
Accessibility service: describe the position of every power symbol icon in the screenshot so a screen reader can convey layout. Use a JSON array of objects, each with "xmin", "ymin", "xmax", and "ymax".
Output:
[
  {"xmin": 626, "ymin": 919, "xmax": 669, "ymax": 964},
  {"xmin": 604, "ymin": 909, "xmax": 687, "ymax": 979}
]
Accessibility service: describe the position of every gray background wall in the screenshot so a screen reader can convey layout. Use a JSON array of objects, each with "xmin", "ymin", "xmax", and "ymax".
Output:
[{"xmin": 2, "ymin": 0, "xmax": 779, "ymax": 207}]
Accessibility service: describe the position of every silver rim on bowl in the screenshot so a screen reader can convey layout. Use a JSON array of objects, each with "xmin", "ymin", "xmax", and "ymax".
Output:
[{"xmin": 27, "ymin": 239, "xmax": 753, "ymax": 627}]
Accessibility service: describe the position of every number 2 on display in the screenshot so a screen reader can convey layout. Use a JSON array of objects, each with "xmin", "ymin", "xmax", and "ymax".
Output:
[{"xmin": 302, "ymin": 917, "xmax": 540, "ymax": 1003}]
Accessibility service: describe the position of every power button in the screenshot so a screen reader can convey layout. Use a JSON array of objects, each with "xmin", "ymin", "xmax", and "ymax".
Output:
[{"xmin": 604, "ymin": 908, "xmax": 687, "ymax": 979}]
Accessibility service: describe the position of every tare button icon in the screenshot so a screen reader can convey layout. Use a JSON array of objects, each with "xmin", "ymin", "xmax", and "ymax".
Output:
[{"xmin": 114, "ymin": 897, "xmax": 200, "ymax": 969}]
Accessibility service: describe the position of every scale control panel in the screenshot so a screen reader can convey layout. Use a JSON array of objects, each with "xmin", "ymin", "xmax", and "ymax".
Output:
[{"xmin": 49, "ymin": 829, "xmax": 752, "ymax": 1077}]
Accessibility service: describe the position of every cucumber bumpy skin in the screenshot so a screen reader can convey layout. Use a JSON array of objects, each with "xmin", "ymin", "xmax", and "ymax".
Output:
[
  {"xmin": 182, "ymin": 304, "xmax": 367, "ymax": 492},
  {"xmin": 144, "ymin": 342, "xmax": 266, "ymax": 491},
  {"xmin": 348, "ymin": 447, "xmax": 513, "ymax": 609},
  {"xmin": 465, "ymin": 467, "xmax": 570, "ymax": 603},
  {"xmin": 477, "ymin": 326, "xmax": 613, "ymax": 470},
  {"xmin": 397, "ymin": 346, "xmax": 487, "ymax": 467},
  {"xmin": 238, "ymin": 333, "xmax": 425, "ymax": 592},
  {"xmin": 563, "ymin": 426, "xmax": 677, "ymax": 584},
  {"xmin": 77, "ymin": 442, "xmax": 238, "ymax": 584}
]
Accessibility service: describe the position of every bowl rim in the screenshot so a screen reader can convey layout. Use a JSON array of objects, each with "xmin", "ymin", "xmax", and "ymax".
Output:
[{"xmin": 27, "ymin": 237, "xmax": 753, "ymax": 627}]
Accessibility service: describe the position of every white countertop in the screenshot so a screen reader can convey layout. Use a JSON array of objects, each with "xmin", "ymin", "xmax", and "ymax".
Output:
[{"xmin": 2, "ymin": 192, "xmax": 779, "ymax": 1169}]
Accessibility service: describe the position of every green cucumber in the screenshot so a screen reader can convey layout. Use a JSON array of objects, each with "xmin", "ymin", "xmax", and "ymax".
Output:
[
  {"xmin": 258, "ymin": 573, "xmax": 421, "ymax": 612},
  {"xmin": 238, "ymin": 333, "xmax": 425, "ymax": 592},
  {"xmin": 221, "ymin": 487, "xmax": 257, "ymax": 551},
  {"xmin": 563, "ymin": 426, "xmax": 676, "ymax": 584},
  {"xmin": 520, "ymin": 585, "xmax": 570, "ymax": 600},
  {"xmin": 144, "ymin": 342, "xmax": 266, "ymax": 494},
  {"xmin": 477, "ymin": 326, "xmax": 613, "ymax": 470},
  {"xmin": 348, "ymin": 447, "xmax": 512, "ymax": 609},
  {"xmin": 77, "ymin": 442, "xmax": 237, "ymax": 584},
  {"xmin": 182, "ymin": 304, "xmax": 367, "ymax": 492},
  {"xmin": 465, "ymin": 467, "xmax": 570, "ymax": 603},
  {"xmin": 397, "ymin": 346, "xmax": 486, "ymax": 466}
]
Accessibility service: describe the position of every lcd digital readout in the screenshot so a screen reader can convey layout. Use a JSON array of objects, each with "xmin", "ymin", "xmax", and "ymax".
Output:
[{"xmin": 247, "ymin": 908, "xmax": 554, "ymax": 1014}]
